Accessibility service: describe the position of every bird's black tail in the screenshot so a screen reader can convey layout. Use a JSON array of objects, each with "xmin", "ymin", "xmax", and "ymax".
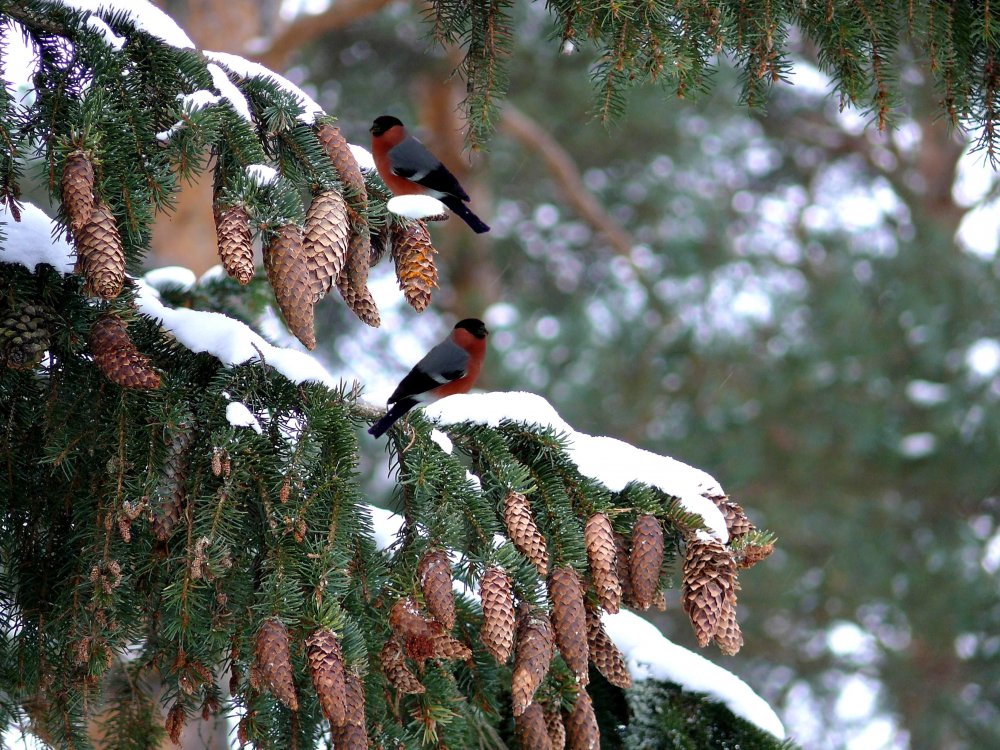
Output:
[
  {"xmin": 441, "ymin": 196, "xmax": 490, "ymax": 234},
  {"xmin": 368, "ymin": 399, "xmax": 418, "ymax": 438}
]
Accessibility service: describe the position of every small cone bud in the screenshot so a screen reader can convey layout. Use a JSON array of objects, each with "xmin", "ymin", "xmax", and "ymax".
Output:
[
  {"xmin": 565, "ymin": 690, "xmax": 599, "ymax": 750},
  {"xmin": 391, "ymin": 220, "xmax": 438, "ymax": 313},
  {"xmin": 303, "ymin": 190, "xmax": 350, "ymax": 301},
  {"xmin": 254, "ymin": 619, "xmax": 299, "ymax": 710},
  {"xmin": 584, "ymin": 513, "xmax": 621, "ymax": 613},
  {"xmin": 89, "ymin": 314, "xmax": 160, "ymax": 390},
  {"xmin": 629, "ymin": 514, "xmax": 664, "ymax": 610},
  {"xmin": 479, "ymin": 567, "xmax": 516, "ymax": 664},
  {"xmin": 380, "ymin": 638, "xmax": 425, "ymax": 694},
  {"xmin": 214, "ymin": 204, "xmax": 254, "ymax": 285},
  {"xmin": 585, "ymin": 603, "xmax": 631, "ymax": 689},
  {"xmin": 61, "ymin": 151, "xmax": 95, "ymax": 236},
  {"xmin": 548, "ymin": 567, "xmax": 589, "ymax": 684},
  {"xmin": 306, "ymin": 628, "xmax": 347, "ymax": 724},
  {"xmin": 264, "ymin": 224, "xmax": 316, "ymax": 349},
  {"xmin": 681, "ymin": 536, "xmax": 737, "ymax": 648},
  {"xmin": 512, "ymin": 607, "xmax": 553, "ymax": 716},
  {"xmin": 75, "ymin": 202, "xmax": 125, "ymax": 300},
  {"xmin": 516, "ymin": 703, "xmax": 553, "ymax": 750},
  {"xmin": 736, "ymin": 541, "xmax": 774, "ymax": 569},
  {"xmin": 165, "ymin": 702, "xmax": 186, "ymax": 745},
  {"xmin": 503, "ymin": 490, "xmax": 548, "ymax": 576},
  {"xmin": 418, "ymin": 549, "xmax": 456, "ymax": 630},
  {"xmin": 151, "ymin": 419, "xmax": 192, "ymax": 541},
  {"xmin": 1, "ymin": 304, "xmax": 51, "ymax": 371}
]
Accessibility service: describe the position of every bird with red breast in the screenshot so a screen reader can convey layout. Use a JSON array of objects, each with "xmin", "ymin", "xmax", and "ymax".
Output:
[
  {"xmin": 370, "ymin": 115, "xmax": 490, "ymax": 234},
  {"xmin": 368, "ymin": 318, "xmax": 489, "ymax": 438}
]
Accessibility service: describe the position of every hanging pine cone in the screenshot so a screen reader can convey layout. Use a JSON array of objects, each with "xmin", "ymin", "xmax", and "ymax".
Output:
[
  {"xmin": 61, "ymin": 151, "xmax": 95, "ymax": 236},
  {"xmin": 305, "ymin": 628, "xmax": 347, "ymax": 725},
  {"xmin": 512, "ymin": 606, "xmax": 554, "ymax": 716},
  {"xmin": 431, "ymin": 633, "xmax": 472, "ymax": 661},
  {"xmin": 304, "ymin": 190, "xmax": 350, "ymax": 302},
  {"xmin": 735, "ymin": 540, "xmax": 775, "ymax": 569},
  {"xmin": 681, "ymin": 536, "xmax": 738, "ymax": 648},
  {"xmin": 709, "ymin": 495, "xmax": 754, "ymax": 539},
  {"xmin": 516, "ymin": 703, "xmax": 553, "ymax": 750},
  {"xmin": 503, "ymin": 490, "xmax": 549, "ymax": 576},
  {"xmin": 254, "ymin": 618, "xmax": 299, "ymax": 711},
  {"xmin": 263, "ymin": 223, "xmax": 316, "ymax": 349},
  {"xmin": 151, "ymin": 418, "xmax": 192, "ymax": 541},
  {"xmin": 713, "ymin": 591, "xmax": 744, "ymax": 656},
  {"xmin": 214, "ymin": 204, "xmax": 254, "ymax": 285},
  {"xmin": 391, "ymin": 220, "xmax": 438, "ymax": 313},
  {"xmin": 336, "ymin": 226, "xmax": 380, "ymax": 327},
  {"xmin": 75, "ymin": 201, "xmax": 125, "ymax": 300},
  {"xmin": 389, "ymin": 596, "xmax": 443, "ymax": 662},
  {"xmin": 629, "ymin": 514, "xmax": 664, "ymax": 610},
  {"xmin": 613, "ymin": 533, "xmax": 636, "ymax": 608},
  {"xmin": 369, "ymin": 224, "xmax": 391, "ymax": 267},
  {"xmin": 330, "ymin": 669, "xmax": 367, "ymax": 749},
  {"xmin": 584, "ymin": 513, "xmax": 621, "ymax": 614},
  {"xmin": 584, "ymin": 603, "xmax": 631, "ymax": 689},
  {"xmin": 544, "ymin": 700, "xmax": 567, "ymax": 750},
  {"xmin": 480, "ymin": 567, "xmax": 516, "ymax": 664},
  {"xmin": 89, "ymin": 314, "xmax": 161, "ymax": 389},
  {"xmin": 418, "ymin": 549, "xmax": 456, "ymax": 630},
  {"xmin": 548, "ymin": 567, "xmax": 589, "ymax": 684},
  {"xmin": 315, "ymin": 123, "xmax": 367, "ymax": 208},
  {"xmin": 1, "ymin": 304, "xmax": 51, "ymax": 370},
  {"xmin": 165, "ymin": 701, "xmax": 186, "ymax": 745},
  {"xmin": 564, "ymin": 690, "xmax": 599, "ymax": 750},
  {"xmin": 380, "ymin": 638, "xmax": 425, "ymax": 695}
]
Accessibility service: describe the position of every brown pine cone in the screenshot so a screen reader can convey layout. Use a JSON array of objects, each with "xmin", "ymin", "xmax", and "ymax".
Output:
[
  {"xmin": 61, "ymin": 151, "xmax": 95, "ymax": 236},
  {"xmin": 264, "ymin": 224, "xmax": 315, "ymax": 349},
  {"xmin": 516, "ymin": 703, "xmax": 553, "ymax": 750},
  {"xmin": 544, "ymin": 700, "xmax": 567, "ymax": 750},
  {"xmin": 418, "ymin": 549, "xmax": 455, "ymax": 630},
  {"xmin": 336, "ymin": 226, "xmax": 380, "ymax": 327},
  {"xmin": 380, "ymin": 638, "xmax": 425, "ymax": 694},
  {"xmin": 331, "ymin": 722, "xmax": 368, "ymax": 750},
  {"xmin": 614, "ymin": 533, "xmax": 636, "ymax": 607},
  {"xmin": 315, "ymin": 124, "xmax": 367, "ymax": 208},
  {"xmin": 76, "ymin": 201, "xmax": 125, "ymax": 300},
  {"xmin": 713, "ymin": 592, "xmax": 744, "ymax": 656},
  {"xmin": 89, "ymin": 314, "xmax": 160, "ymax": 390},
  {"xmin": 584, "ymin": 513, "xmax": 621, "ymax": 614},
  {"xmin": 390, "ymin": 220, "xmax": 438, "ymax": 313},
  {"xmin": 254, "ymin": 619, "xmax": 299, "ymax": 711},
  {"xmin": 735, "ymin": 541, "xmax": 775, "ymax": 569},
  {"xmin": 1, "ymin": 304, "xmax": 52, "ymax": 370},
  {"xmin": 503, "ymin": 490, "xmax": 548, "ymax": 576},
  {"xmin": 214, "ymin": 204, "xmax": 254, "ymax": 285},
  {"xmin": 629, "ymin": 514, "xmax": 664, "ymax": 610},
  {"xmin": 480, "ymin": 567, "xmax": 516, "ymax": 664},
  {"xmin": 709, "ymin": 495, "xmax": 755, "ymax": 539},
  {"xmin": 165, "ymin": 702, "xmax": 186, "ymax": 745},
  {"xmin": 548, "ymin": 567, "xmax": 589, "ymax": 684},
  {"xmin": 681, "ymin": 536, "xmax": 737, "ymax": 648},
  {"xmin": 512, "ymin": 606, "xmax": 554, "ymax": 716},
  {"xmin": 305, "ymin": 628, "xmax": 347, "ymax": 724},
  {"xmin": 151, "ymin": 418, "xmax": 192, "ymax": 541},
  {"xmin": 565, "ymin": 690, "xmax": 599, "ymax": 750},
  {"xmin": 584, "ymin": 603, "xmax": 631, "ymax": 689},
  {"xmin": 389, "ymin": 596, "xmax": 443, "ymax": 662},
  {"xmin": 431, "ymin": 634, "xmax": 472, "ymax": 661},
  {"xmin": 304, "ymin": 190, "xmax": 349, "ymax": 301},
  {"xmin": 330, "ymin": 668, "xmax": 367, "ymax": 748}
]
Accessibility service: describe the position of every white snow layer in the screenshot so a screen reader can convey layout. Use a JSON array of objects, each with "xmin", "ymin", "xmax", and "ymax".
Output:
[
  {"xmin": 85, "ymin": 15, "xmax": 125, "ymax": 49},
  {"xmin": 178, "ymin": 89, "xmax": 221, "ymax": 113},
  {"xmin": 55, "ymin": 0, "xmax": 195, "ymax": 49},
  {"xmin": 0, "ymin": 202, "xmax": 75, "ymax": 275},
  {"xmin": 143, "ymin": 265, "xmax": 196, "ymax": 292},
  {"xmin": 424, "ymin": 392, "xmax": 729, "ymax": 541},
  {"xmin": 204, "ymin": 51, "xmax": 324, "ymax": 124},
  {"xmin": 429, "ymin": 429, "xmax": 453, "ymax": 454},
  {"xmin": 364, "ymin": 503, "xmax": 783, "ymax": 739},
  {"xmin": 350, "ymin": 144, "xmax": 376, "ymax": 172},
  {"xmin": 226, "ymin": 402, "xmax": 263, "ymax": 434},
  {"xmin": 387, "ymin": 195, "xmax": 446, "ymax": 220},
  {"xmin": 207, "ymin": 63, "xmax": 253, "ymax": 122},
  {"xmin": 246, "ymin": 164, "xmax": 280, "ymax": 185}
]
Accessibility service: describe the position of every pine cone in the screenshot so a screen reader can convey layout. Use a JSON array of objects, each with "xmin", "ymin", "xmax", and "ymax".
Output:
[
  {"xmin": 254, "ymin": 619, "xmax": 299, "ymax": 711},
  {"xmin": 565, "ymin": 690, "xmax": 599, "ymax": 750},
  {"xmin": 480, "ymin": 567, "xmax": 516, "ymax": 664},
  {"xmin": 512, "ymin": 607, "xmax": 553, "ymax": 716},
  {"xmin": 516, "ymin": 703, "xmax": 553, "ymax": 750},
  {"xmin": 709, "ymin": 495, "xmax": 754, "ymax": 539},
  {"xmin": 713, "ymin": 592, "xmax": 744, "ymax": 656},
  {"xmin": 389, "ymin": 596, "xmax": 443, "ymax": 662},
  {"xmin": 584, "ymin": 513, "xmax": 621, "ymax": 614},
  {"xmin": 151, "ymin": 419, "xmax": 192, "ymax": 541},
  {"xmin": 418, "ymin": 549, "xmax": 455, "ymax": 630},
  {"xmin": 735, "ymin": 541, "xmax": 774, "ymax": 569},
  {"xmin": 613, "ymin": 533, "xmax": 636, "ymax": 607},
  {"xmin": 584, "ymin": 604, "xmax": 631, "ymax": 689},
  {"xmin": 214, "ymin": 204, "xmax": 254, "ymax": 285},
  {"xmin": 331, "ymin": 722, "xmax": 368, "ymax": 750},
  {"xmin": 629, "ymin": 514, "xmax": 664, "ymax": 610},
  {"xmin": 315, "ymin": 124, "xmax": 367, "ymax": 209},
  {"xmin": 89, "ymin": 314, "xmax": 160, "ymax": 389},
  {"xmin": 548, "ymin": 567, "xmax": 588, "ymax": 684},
  {"xmin": 304, "ymin": 190, "xmax": 349, "ymax": 301},
  {"xmin": 431, "ymin": 634, "xmax": 472, "ymax": 661},
  {"xmin": 391, "ymin": 220, "xmax": 438, "ymax": 313},
  {"xmin": 681, "ymin": 536, "xmax": 737, "ymax": 648},
  {"xmin": 1, "ymin": 304, "xmax": 51, "ymax": 370},
  {"xmin": 544, "ymin": 700, "xmax": 567, "ymax": 750},
  {"xmin": 329, "ymin": 669, "xmax": 367, "ymax": 748},
  {"xmin": 336, "ymin": 226, "xmax": 380, "ymax": 327},
  {"xmin": 263, "ymin": 223, "xmax": 316, "ymax": 349},
  {"xmin": 165, "ymin": 702, "xmax": 186, "ymax": 745},
  {"xmin": 61, "ymin": 151, "xmax": 95, "ymax": 236},
  {"xmin": 306, "ymin": 628, "xmax": 347, "ymax": 724},
  {"xmin": 75, "ymin": 202, "xmax": 125, "ymax": 300},
  {"xmin": 503, "ymin": 490, "xmax": 548, "ymax": 576},
  {"xmin": 380, "ymin": 638, "xmax": 425, "ymax": 694}
]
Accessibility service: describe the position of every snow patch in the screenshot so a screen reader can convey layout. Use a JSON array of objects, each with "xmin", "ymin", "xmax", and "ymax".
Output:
[
  {"xmin": 0, "ymin": 201, "xmax": 75, "ymax": 275},
  {"xmin": 178, "ymin": 89, "xmax": 221, "ymax": 112},
  {"xmin": 429, "ymin": 429, "xmax": 453, "ymax": 454},
  {"xmin": 143, "ymin": 266, "xmax": 196, "ymax": 292},
  {"xmin": 207, "ymin": 63, "xmax": 252, "ymax": 122},
  {"xmin": 246, "ymin": 164, "xmax": 279, "ymax": 185},
  {"xmin": 55, "ymin": 0, "xmax": 195, "ymax": 49},
  {"xmin": 226, "ymin": 402, "xmax": 263, "ymax": 434},
  {"xmin": 387, "ymin": 195, "xmax": 446, "ymax": 220},
  {"xmin": 204, "ymin": 51, "xmax": 324, "ymax": 124},
  {"xmin": 349, "ymin": 144, "xmax": 376, "ymax": 172},
  {"xmin": 85, "ymin": 15, "xmax": 125, "ymax": 49}
]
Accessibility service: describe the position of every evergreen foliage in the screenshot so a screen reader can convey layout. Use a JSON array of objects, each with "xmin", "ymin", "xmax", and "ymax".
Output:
[{"xmin": 0, "ymin": 2, "xmax": 789, "ymax": 748}]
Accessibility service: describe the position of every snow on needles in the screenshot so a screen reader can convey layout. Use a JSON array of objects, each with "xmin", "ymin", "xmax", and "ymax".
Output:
[
  {"xmin": 55, "ymin": 0, "xmax": 195, "ymax": 49},
  {"xmin": 0, "ymin": 202, "xmax": 75, "ymax": 275},
  {"xmin": 204, "ymin": 51, "xmax": 324, "ymax": 124},
  {"xmin": 424, "ymin": 392, "xmax": 729, "ymax": 541},
  {"xmin": 364, "ymin": 504, "xmax": 783, "ymax": 739},
  {"xmin": 226, "ymin": 402, "xmax": 263, "ymax": 434}
]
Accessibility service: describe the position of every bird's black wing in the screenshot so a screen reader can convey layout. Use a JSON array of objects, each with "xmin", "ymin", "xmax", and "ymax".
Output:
[
  {"xmin": 388, "ymin": 138, "xmax": 470, "ymax": 201},
  {"xmin": 387, "ymin": 338, "xmax": 469, "ymax": 404}
]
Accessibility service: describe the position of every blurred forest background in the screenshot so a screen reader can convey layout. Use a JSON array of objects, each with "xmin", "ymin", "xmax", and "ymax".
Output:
[{"xmin": 137, "ymin": 1, "xmax": 1000, "ymax": 748}]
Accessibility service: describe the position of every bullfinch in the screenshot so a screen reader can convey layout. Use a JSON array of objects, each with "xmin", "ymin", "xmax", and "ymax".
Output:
[
  {"xmin": 370, "ymin": 115, "xmax": 491, "ymax": 234},
  {"xmin": 368, "ymin": 318, "xmax": 489, "ymax": 438}
]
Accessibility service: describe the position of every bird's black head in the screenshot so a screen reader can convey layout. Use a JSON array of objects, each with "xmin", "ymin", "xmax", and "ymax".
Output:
[
  {"xmin": 454, "ymin": 318, "xmax": 489, "ymax": 339},
  {"xmin": 370, "ymin": 115, "xmax": 404, "ymax": 136}
]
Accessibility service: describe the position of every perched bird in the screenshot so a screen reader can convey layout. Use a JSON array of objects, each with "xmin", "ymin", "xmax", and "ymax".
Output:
[
  {"xmin": 370, "ymin": 115, "xmax": 490, "ymax": 234},
  {"xmin": 368, "ymin": 318, "xmax": 489, "ymax": 438}
]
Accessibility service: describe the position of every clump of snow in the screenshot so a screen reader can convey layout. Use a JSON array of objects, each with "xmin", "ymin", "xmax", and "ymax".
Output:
[
  {"xmin": 85, "ymin": 15, "xmax": 125, "ymax": 49},
  {"xmin": 603, "ymin": 610, "xmax": 786, "ymax": 739},
  {"xmin": 368, "ymin": 504, "xmax": 404, "ymax": 552},
  {"xmin": 246, "ymin": 164, "xmax": 279, "ymax": 186},
  {"xmin": 0, "ymin": 202, "xmax": 75, "ymax": 275},
  {"xmin": 425, "ymin": 392, "xmax": 728, "ymax": 541},
  {"xmin": 429, "ymin": 429, "xmax": 453, "ymax": 454},
  {"xmin": 143, "ymin": 266, "xmax": 196, "ymax": 292},
  {"xmin": 207, "ymin": 63, "xmax": 252, "ymax": 122},
  {"xmin": 178, "ymin": 90, "xmax": 221, "ymax": 112},
  {"xmin": 198, "ymin": 264, "xmax": 229, "ymax": 285},
  {"xmin": 387, "ymin": 195, "xmax": 446, "ymax": 220},
  {"xmin": 56, "ymin": 0, "xmax": 195, "ymax": 49},
  {"xmin": 204, "ymin": 51, "xmax": 324, "ymax": 124},
  {"xmin": 226, "ymin": 402, "xmax": 263, "ymax": 434},
  {"xmin": 349, "ymin": 144, "xmax": 376, "ymax": 172}
]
